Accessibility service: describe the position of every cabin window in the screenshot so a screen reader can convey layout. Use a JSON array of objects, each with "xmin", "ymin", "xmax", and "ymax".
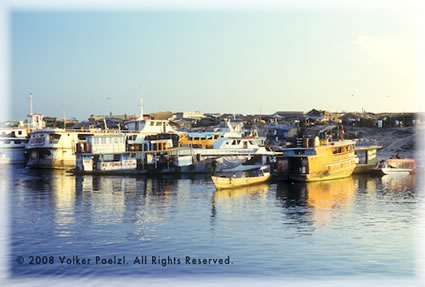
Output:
[
  {"xmin": 357, "ymin": 150, "xmax": 367, "ymax": 164},
  {"xmin": 232, "ymin": 140, "xmax": 236, "ymax": 145},
  {"xmin": 49, "ymin": 134, "xmax": 61, "ymax": 144},
  {"xmin": 18, "ymin": 131, "xmax": 22, "ymax": 135},
  {"xmin": 150, "ymin": 122, "xmax": 154, "ymax": 126},
  {"xmin": 156, "ymin": 122, "xmax": 162, "ymax": 126},
  {"xmin": 101, "ymin": 137, "xmax": 106, "ymax": 144}
]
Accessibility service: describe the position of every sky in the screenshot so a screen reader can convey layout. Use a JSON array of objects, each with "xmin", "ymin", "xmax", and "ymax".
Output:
[{"xmin": 4, "ymin": 3, "xmax": 423, "ymax": 121}]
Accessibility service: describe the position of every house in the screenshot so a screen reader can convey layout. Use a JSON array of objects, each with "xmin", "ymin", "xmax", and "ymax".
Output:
[
  {"xmin": 174, "ymin": 112, "xmax": 205, "ymax": 119},
  {"xmin": 264, "ymin": 125, "xmax": 299, "ymax": 145}
]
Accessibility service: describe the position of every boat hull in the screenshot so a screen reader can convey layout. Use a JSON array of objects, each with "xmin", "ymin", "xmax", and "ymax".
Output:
[
  {"xmin": 353, "ymin": 163, "xmax": 375, "ymax": 174},
  {"xmin": 372, "ymin": 168, "xmax": 414, "ymax": 176},
  {"xmin": 211, "ymin": 174, "xmax": 270, "ymax": 189},
  {"xmin": 288, "ymin": 165, "xmax": 355, "ymax": 182}
]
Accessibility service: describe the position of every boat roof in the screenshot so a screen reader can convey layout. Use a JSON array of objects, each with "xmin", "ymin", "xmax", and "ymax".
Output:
[
  {"xmin": 186, "ymin": 132, "xmax": 221, "ymax": 138},
  {"xmin": 385, "ymin": 159, "xmax": 416, "ymax": 163},
  {"xmin": 284, "ymin": 140, "xmax": 355, "ymax": 151},
  {"xmin": 354, "ymin": 145, "xmax": 382, "ymax": 151}
]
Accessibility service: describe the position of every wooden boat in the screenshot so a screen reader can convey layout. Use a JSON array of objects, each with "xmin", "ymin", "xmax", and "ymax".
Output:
[
  {"xmin": 211, "ymin": 165, "xmax": 271, "ymax": 190},
  {"xmin": 372, "ymin": 159, "xmax": 416, "ymax": 175},
  {"xmin": 353, "ymin": 143, "xmax": 382, "ymax": 174},
  {"xmin": 275, "ymin": 140, "xmax": 356, "ymax": 182}
]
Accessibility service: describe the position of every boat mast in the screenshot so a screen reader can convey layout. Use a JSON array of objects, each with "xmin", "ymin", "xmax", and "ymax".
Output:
[
  {"xmin": 139, "ymin": 95, "xmax": 144, "ymax": 120},
  {"xmin": 28, "ymin": 93, "xmax": 33, "ymax": 128}
]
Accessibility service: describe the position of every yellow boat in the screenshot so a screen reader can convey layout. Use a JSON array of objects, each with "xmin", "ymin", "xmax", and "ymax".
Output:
[
  {"xmin": 276, "ymin": 140, "xmax": 356, "ymax": 182},
  {"xmin": 211, "ymin": 165, "xmax": 271, "ymax": 190}
]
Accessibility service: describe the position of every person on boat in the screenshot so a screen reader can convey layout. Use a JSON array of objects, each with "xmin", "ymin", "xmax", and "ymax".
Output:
[{"xmin": 390, "ymin": 153, "xmax": 400, "ymax": 159}]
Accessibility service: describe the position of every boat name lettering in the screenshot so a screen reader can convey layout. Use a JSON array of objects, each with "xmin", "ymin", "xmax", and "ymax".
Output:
[{"xmin": 29, "ymin": 137, "xmax": 46, "ymax": 145}]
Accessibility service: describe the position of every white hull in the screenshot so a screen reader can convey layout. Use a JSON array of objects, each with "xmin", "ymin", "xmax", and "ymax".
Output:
[
  {"xmin": 26, "ymin": 148, "xmax": 76, "ymax": 169},
  {"xmin": 0, "ymin": 138, "xmax": 28, "ymax": 164},
  {"xmin": 380, "ymin": 168, "xmax": 413, "ymax": 175},
  {"xmin": 0, "ymin": 147, "xmax": 26, "ymax": 164}
]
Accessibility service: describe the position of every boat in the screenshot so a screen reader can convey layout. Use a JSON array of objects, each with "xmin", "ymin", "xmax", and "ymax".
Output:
[
  {"xmin": 0, "ymin": 114, "xmax": 45, "ymax": 165},
  {"xmin": 353, "ymin": 141, "xmax": 382, "ymax": 174},
  {"xmin": 211, "ymin": 165, "xmax": 271, "ymax": 189},
  {"xmin": 372, "ymin": 159, "xmax": 416, "ymax": 175},
  {"xmin": 0, "ymin": 137, "xmax": 29, "ymax": 164},
  {"xmin": 275, "ymin": 139, "xmax": 356, "ymax": 182},
  {"xmin": 25, "ymin": 128, "xmax": 124, "ymax": 169},
  {"xmin": 75, "ymin": 133, "xmax": 137, "ymax": 173},
  {"xmin": 165, "ymin": 136, "xmax": 276, "ymax": 173},
  {"xmin": 178, "ymin": 119, "xmax": 244, "ymax": 148}
]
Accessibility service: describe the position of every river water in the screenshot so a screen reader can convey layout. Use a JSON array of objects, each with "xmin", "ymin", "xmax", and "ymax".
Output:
[{"xmin": 2, "ymin": 165, "xmax": 424, "ymax": 283}]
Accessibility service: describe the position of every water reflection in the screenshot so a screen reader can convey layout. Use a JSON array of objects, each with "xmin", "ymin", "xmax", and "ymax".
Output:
[
  {"xmin": 75, "ymin": 175, "xmax": 179, "ymax": 244},
  {"xmin": 9, "ymin": 166, "xmax": 419, "ymax": 277},
  {"xmin": 213, "ymin": 184, "xmax": 269, "ymax": 200},
  {"xmin": 380, "ymin": 174, "xmax": 416, "ymax": 194},
  {"xmin": 52, "ymin": 173, "xmax": 76, "ymax": 237},
  {"xmin": 276, "ymin": 177, "xmax": 355, "ymax": 231}
]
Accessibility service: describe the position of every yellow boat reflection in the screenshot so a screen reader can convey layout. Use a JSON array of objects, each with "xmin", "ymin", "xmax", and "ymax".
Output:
[
  {"xmin": 305, "ymin": 176, "xmax": 356, "ymax": 225},
  {"xmin": 214, "ymin": 183, "xmax": 269, "ymax": 200}
]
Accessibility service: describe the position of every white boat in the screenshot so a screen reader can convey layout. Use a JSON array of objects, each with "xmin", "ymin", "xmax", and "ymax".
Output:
[
  {"xmin": 75, "ymin": 134, "xmax": 136, "ymax": 172},
  {"xmin": 0, "ymin": 114, "xmax": 45, "ymax": 165},
  {"xmin": 211, "ymin": 165, "xmax": 271, "ymax": 190},
  {"xmin": 25, "ymin": 128, "xmax": 119, "ymax": 169},
  {"xmin": 0, "ymin": 137, "xmax": 28, "ymax": 164},
  {"xmin": 373, "ymin": 159, "xmax": 416, "ymax": 175},
  {"xmin": 167, "ymin": 137, "xmax": 276, "ymax": 173}
]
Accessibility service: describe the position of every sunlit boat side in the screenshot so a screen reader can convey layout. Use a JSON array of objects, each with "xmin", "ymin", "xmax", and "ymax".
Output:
[
  {"xmin": 211, "ymin": 165, "xmax": 271, "ymax": 190},
  {"xmin": 275, "ymin": 139, "xmax": 356, "ymax": 182},
  {"xmin": 372, "ymin": 159, "xmax": 416, "ymax": 175}
]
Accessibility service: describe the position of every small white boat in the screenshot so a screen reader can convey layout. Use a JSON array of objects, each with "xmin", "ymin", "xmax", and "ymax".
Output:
[
  {"xmin": 211, "ymin": 165, "xmax": 271, "ymax": 190},
  {"xmin": 373, "ymin": 159, "xmax": 416, "ymax": 175}
]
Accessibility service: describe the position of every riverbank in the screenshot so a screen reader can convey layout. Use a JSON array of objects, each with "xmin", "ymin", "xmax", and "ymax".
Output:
[{"xmin": 346, "ymin": 125, "xmax": 423, "ymax": 160}]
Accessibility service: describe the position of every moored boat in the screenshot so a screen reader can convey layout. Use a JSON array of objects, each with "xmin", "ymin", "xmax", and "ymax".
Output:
[
  {"xmin": 353, "ymin": 142, "xmax": 382, "ymax": 174},
  {"xmin": 0, "ymin": 137, "xmax": 28, "ymax": 164},
  {"xmin": 275, "ymin": 139, "xmax": 356, "ymax": 182},
  {"xmin": 75, "ymin": 133, "xmax": 137, "ymax": 173},
  {"xmin": 372, "ymin": 159, "xmax": 416, "ymax": 175},
  {"xmin": 211, "ymin": 165, "xmax": 271, "ymax": 190}
]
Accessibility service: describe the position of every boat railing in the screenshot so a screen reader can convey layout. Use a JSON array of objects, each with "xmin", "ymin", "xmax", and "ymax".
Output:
[{"xmin": 63, "ymin": 128, "xmax": 126, "ymax": 134}]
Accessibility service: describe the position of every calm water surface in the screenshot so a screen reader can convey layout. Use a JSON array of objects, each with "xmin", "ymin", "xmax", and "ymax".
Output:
[{"xmin": 3, "ymin": 166, "xmax": 422, "ymax": 278}]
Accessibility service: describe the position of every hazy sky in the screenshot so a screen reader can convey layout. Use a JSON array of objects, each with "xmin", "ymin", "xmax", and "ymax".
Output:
[{"xmin": 8, "ymin": 7, "xmax": 420, "ymax": 120}]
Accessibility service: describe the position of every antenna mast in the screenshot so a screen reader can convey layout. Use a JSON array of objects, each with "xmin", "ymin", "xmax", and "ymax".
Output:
[
  {"xmin": 28, "ymin": 93, "xmax": 33, "ymax": 128},
  {"xmin": 139, "ymin": 93, "xmax": 144, "ymax": 120}
]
